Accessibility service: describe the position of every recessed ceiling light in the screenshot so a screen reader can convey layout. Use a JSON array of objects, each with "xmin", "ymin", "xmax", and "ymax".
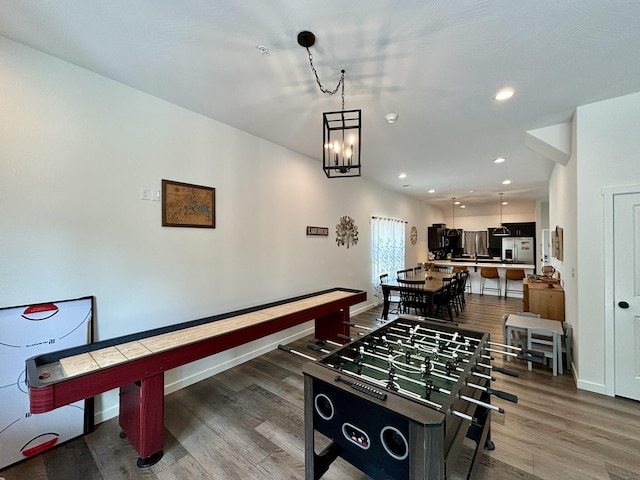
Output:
[
  {"xmin": 469, "ymin": 190, "xmax": 475, "ymax": 193},
  {"xmin": 502, "ymin": 201, "xmax": 508, "ymax": 205},
  {"xmin": 428, "ymin": 189, "xmax": 436, "ymax": 193},
  {"xmin": 493, "ymin": 157, "xmax": 506, "ymax": 163},
  {"xmin": 385, "ymin": 113, "xmax": 399, "ymax": 124},
  {"xmin": 398, "ymin": 172, "xmax": 407, "ymax": 179},
  {"xmin": 256, "ymin": 45, "xmax": 269, "ymax": 55},
  {"xmin": 494, "ymin": 88, "xmax": 515, "ymax": 101},
  {"xmin": 502, "ymin": 179, "xmax": 511, "ymax": 185},
  {"xmin": 460, "ymin": 205, "xmax": 466, "ymax": 209},
  {"xmin": 454, "ymin": 201, "xmax": 460, "ymax": 205}
]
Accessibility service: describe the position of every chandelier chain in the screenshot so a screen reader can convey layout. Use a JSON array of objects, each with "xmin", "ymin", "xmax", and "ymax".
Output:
[{"xmin": 305, "ymin": 47, "xmax": 345, "ymax": 110}]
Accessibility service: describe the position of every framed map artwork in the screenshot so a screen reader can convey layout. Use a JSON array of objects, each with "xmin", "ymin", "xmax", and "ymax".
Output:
[{"xmin": 162, "ymin": 179, "xmax": 215, "ymax": 228}]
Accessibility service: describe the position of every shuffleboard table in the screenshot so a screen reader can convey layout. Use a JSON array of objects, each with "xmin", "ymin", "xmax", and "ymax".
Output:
[{"xmin": 26, "ymin": 287, "xmax": 366, "ymax": 467}]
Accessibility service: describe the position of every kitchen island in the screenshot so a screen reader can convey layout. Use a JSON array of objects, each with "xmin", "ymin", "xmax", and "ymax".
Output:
[{"xmin": 432, "ymin": 260, "xmax": 535, "ymax": 297}]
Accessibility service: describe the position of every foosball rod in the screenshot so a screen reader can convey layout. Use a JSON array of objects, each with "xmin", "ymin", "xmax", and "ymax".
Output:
[
  {"xmin": 358, "ymin": 346, "xmax": 462, "ymax": 382},
  {"xmin": 343, "ymin": 321, "xmax": 372, "ymax": 331},
  {"xmin": 385, "ymin": 327, "xmax": 482, "ymax": 360},
  {"xmin": 307, "ymin": 343, "xmax": 331, "ymax": 354},
  {"xmin": 361, "ymin": 336, "xmax": 496, "ymax": 382},
  {"xmin": 372, "ymin": 331, "xmax": 473, "ymax": 364},
  {"xmin": 330, "ymin": 359, "xmax": 492, "ymax": 424},
  {"xmin": 398, "ymin": 322, "xmax": 520, "ymax": 355},
  {"xmin": 358, "ymin": 343, "xmax": 495, "ymax": 383},
  {"xmin": 388, "ymin": 326, "xmax": 524, "ymax": 362},
  {"xmin": 277, "ymin": 344, "xmax": 317, "ymax": 361}
]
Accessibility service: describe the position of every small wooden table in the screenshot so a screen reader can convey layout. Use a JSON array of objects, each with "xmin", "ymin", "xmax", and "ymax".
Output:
[
  {"xmin": 380, "ymin": 271, "xmax": 451, "ymax": 319},
  {"xmin": 505, "ymin": 314, "xmax": 564, "ymax": 376}
]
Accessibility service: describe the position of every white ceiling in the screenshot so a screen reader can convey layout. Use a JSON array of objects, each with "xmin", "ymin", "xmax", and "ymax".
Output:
[{"xmin": 2, "ymin": 1, "xmax": 640, "ymax": 213}]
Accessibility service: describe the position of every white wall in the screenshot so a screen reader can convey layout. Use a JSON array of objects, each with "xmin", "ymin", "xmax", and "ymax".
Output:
[
  {"xmin": 574, "ymin": 91, "xmax": 640, "ymax": 394},
  {"xmin": 548, "ymin": 91, "xmax": 640, "ymax": 393},
  {"xmin": 548, "ymin": 118, "xmax": 578, "ymax": 376},
  {"xmin": 0, "ymin": 37, "xmax": 438, "ymax": 420}
]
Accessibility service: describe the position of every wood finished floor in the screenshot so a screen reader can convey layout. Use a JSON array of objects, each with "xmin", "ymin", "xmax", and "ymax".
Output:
[{"xmin": 2, "ymin": 294, "xmax": 639, "ymax": 480}]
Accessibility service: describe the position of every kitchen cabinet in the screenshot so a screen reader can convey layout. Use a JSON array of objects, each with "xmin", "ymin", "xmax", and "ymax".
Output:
[
  {"xmin": 487, "ymin": 227, "xmax": 502, "ymax": 249},
  {"xmin": 428, "ymin": 226, "xmax": 446, "ymax": 250},
  {"xmin": 523, "ymin": 278, "xmax": 565, "ymax": 321},
  {"xmin": 502, "ymin": 222, "xmax": 536, "ymax": 237}
]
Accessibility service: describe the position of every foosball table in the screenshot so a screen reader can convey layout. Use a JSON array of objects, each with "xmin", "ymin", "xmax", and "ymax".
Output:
[{"xmin": 294, "ymin": 316, "xmax": 519, "ymax": 480}]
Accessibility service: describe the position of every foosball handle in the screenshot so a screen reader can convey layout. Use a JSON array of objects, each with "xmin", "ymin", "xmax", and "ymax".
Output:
[
  {"xmin": 486, "ymin": 388, "xmax": 518, "ymax": 403},
  {"xmin": 492, "ymin": 366, "xmax": 520, "ymax": 377},
  {"xmin": 518, "ymin": 349, "xmax": 545, "ymax": 364},
  {"xmin": 337, "ymin": 333, "xmax": 352, "ymax": 341},
  {"xmin": 307, "ymin": 343, "xmax": 322, "ymax": 352},
  {"xmin": 277, "ymin": 344, "xmax": 291, "ymax": 353},
  {"xmin": 343, "ymin": 321, "xmax": 355, "ymax": 326}
]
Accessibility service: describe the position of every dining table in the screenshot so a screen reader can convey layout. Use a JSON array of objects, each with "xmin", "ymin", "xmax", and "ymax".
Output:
[{"xmin": 379, "ymin": 270, "xmax": 453, "ymax": 319}]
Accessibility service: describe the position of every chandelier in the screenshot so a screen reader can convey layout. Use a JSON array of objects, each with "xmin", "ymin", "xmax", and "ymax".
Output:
[{"xmin": 298, "ymin": 31, "xmax": 362, "ymax": 178}]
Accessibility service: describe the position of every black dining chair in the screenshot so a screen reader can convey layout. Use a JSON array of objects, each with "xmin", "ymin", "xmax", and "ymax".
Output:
[
  {"xmin": 379, "ymin": 273, "xmax": 401, "ymax": 314},
  {"xmin": 433, "ymin": 278, "xmax": 455, "ymax": 322},
  {"xmin": 397, "ymin": 278, "xmax": 427, "ymax": 316}
]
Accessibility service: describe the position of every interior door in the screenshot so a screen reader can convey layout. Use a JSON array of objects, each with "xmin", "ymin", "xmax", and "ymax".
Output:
[{"xmin": 614, "ymin": 191, "xmax": 640, "ymax": 400}]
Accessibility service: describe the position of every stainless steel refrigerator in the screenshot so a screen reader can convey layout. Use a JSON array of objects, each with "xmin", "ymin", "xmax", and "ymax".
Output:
[{"xmin": 502, "ymin": 237, "xmax": 534, "ymax": 264}]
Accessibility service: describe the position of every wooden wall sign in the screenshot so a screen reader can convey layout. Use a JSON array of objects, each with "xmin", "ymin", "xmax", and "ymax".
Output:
[
  {"xmin": 306, "ymin": 226, "xmax": 329, "ymax": 236},
  {"xmin": 162, "ymin": 179, "xmax": 215, "ymax": 228}
]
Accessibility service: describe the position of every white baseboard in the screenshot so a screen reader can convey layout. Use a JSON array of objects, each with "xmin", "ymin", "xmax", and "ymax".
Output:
[{"xmin": 576, "ymin": 378, "xmax": 609, "ymax": 396}]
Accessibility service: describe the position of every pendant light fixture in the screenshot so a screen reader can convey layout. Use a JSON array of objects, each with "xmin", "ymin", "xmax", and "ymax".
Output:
[
  {"xmin": 492, "ymin": 193, "xmax": 511, "ymax": 236},
  {"xmin": 298, "ymin": 31, "xmax": 362, "ymax": 178},
  {"xmin": 447, "ymin": 197, "xmax": 460, "ymax": 237}
]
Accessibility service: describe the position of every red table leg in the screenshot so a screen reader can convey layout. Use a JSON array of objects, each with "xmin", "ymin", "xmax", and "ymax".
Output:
[
  {"xmin": 119, "ymin": 373, "xmax": 165, "ymax": 467},
  {"xmin": 315, "ymin": 308, "xmax": 350, "ymax": 344}
]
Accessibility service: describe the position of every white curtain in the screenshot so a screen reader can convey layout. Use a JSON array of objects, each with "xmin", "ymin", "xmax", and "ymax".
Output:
[
  {"xmin": 371, "ymin": 217, "xmax": 406, "ymax": 291},
  {"xmin": 463, "ymin": 230, "xmax": 488, "ymax": 256}
]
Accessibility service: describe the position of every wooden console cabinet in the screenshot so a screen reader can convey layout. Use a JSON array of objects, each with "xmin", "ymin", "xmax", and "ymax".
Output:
[{"xmin": 523, "ymin": 278, "xmax": 565, "ymax": 322}]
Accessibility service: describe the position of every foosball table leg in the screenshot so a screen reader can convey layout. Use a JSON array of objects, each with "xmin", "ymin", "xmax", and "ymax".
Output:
[{"xmin": 304, "ymin": 374, "xmax": 342, "ymax": 479}]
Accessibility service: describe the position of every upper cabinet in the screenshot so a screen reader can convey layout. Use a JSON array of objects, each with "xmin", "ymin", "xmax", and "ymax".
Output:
[
  {"xmin": 487, "ymin": 228, "xmax": 503, "ymax": 249},
  {"xmin": 502, "ymin": 222, "xmax": 536, "ymax": 237}
]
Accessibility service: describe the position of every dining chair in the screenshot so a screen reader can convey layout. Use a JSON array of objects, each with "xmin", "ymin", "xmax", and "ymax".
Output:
[
  {"xmin": 397, "ymin": 269, "xmax": 412, "ymax": 279},
  {"xmin": 453, "ymin": 271, "xmax": 468, "ymax": 311},
  {"xmin": 397, "ymin": 278, "xmax": 427, "ymax": 316},
  {"xmin": 452, "ymin": 265, "xmax": 471, "ymax": 295},
  {"xmin": 433, "ymin": 278, "xmax": 455, "ymax": 322},
  {"xmin": 379, "ymin": 273, "xmax": 401, "ymax": 314}
]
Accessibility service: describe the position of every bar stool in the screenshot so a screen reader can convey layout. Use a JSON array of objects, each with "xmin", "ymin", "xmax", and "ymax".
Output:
[
  {"xmin": 480, "ymin": 267, "xmax": 501, "ymax": 297},
  {"xmin": 504, "ymin": 268, "xmax": 526, "ymax": 298}
]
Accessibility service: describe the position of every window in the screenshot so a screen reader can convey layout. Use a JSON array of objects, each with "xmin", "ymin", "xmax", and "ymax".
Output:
[
  {"xmin": 463, "ymin": 231, "xmax": 488, "ymax": 256},
  {"xmin": 371, "ymin": 217, "xmax": 405, "ymax": 291}
]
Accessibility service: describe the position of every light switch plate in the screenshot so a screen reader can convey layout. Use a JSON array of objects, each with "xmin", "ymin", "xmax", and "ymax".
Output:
[{"xmin": 140, "ymin": 187, "xmax": 150, "ymax": 200}]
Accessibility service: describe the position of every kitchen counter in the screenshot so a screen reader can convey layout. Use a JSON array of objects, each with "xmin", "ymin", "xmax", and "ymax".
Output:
[
  {"xmin": 430, "ymin": 260, "xmax": 535, "ymax": 297},
  {"xmin": 433, "ymin": 260, "xmax": 536, "ymax": 270}
]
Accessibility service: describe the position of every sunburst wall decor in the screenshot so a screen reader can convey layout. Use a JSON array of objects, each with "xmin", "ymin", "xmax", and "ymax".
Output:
[{"xmin": 335, "ymin": 216, "xmax": 359, "ymax": 248}]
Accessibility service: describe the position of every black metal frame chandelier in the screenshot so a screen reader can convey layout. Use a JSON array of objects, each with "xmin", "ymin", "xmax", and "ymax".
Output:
[{"xmin": 298, "ymin": 31, "xmax": 362, "ymax": 178}]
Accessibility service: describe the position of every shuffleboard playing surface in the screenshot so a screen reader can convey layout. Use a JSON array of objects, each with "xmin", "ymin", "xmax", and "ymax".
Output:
[{"xmin": 58, "ymin": 290, "xmax": 354, "ymax": 379}]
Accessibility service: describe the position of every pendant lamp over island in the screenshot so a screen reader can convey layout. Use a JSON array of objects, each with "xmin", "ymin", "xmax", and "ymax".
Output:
[
  {"xmin": 298, "ymin": 31, "xmax": 362, "ymax": 178},
  {"xmin": 492, "ymin": 193, "xmax": 511, "ymax": 236},
  {"xmin": 446, "ymin": 198, "xmax": 460, "ymax": 237}
]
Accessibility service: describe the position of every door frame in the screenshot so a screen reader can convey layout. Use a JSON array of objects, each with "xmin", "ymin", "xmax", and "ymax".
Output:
[{"xmin": 602, "ymin": 184, "xmax": 640, "ymax": 397}]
